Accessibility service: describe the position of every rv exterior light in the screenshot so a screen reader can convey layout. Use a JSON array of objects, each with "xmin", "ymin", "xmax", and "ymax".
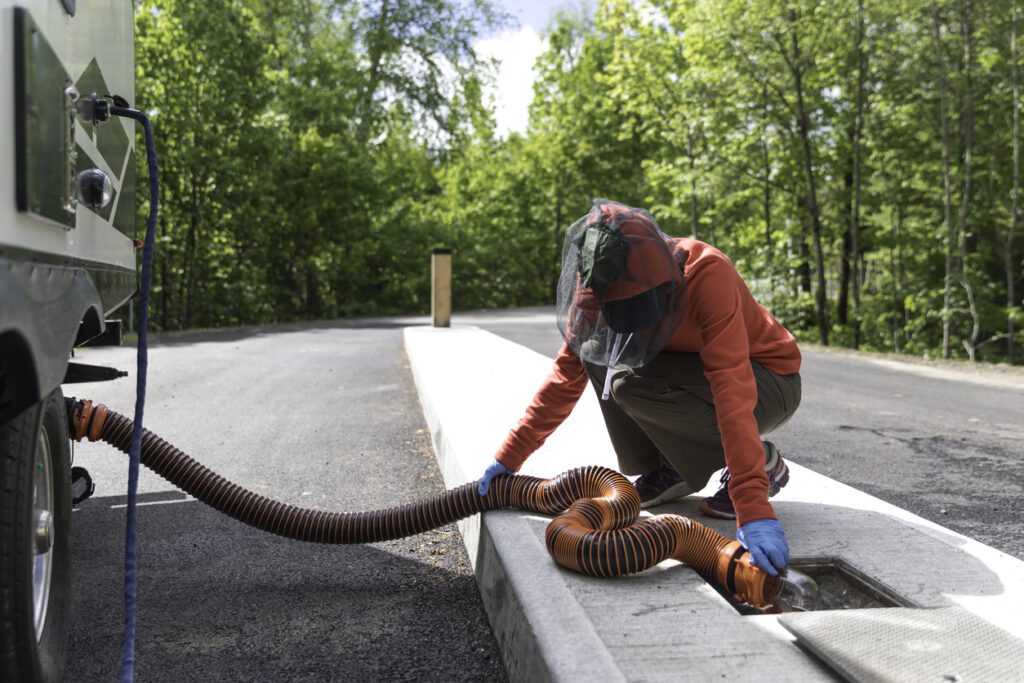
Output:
[{"xmin": 75, "ymin": 169, "xmax": 112, "ymax": 209}]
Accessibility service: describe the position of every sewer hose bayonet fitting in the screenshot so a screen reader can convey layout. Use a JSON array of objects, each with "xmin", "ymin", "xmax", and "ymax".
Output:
[{"xmin": 66, "ymin": 397, "xmax": 800, "ymax": 610}]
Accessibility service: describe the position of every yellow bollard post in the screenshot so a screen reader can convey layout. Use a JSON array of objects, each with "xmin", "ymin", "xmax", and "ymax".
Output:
[{"xmin": 431, "ymin": 248, "xmax": 452, "ymax": 327}]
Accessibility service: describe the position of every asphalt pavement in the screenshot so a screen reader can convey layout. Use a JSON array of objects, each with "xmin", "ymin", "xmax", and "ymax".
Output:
[
  {"xmin": 65, "ymin": 320, "xmax": 505, "ymax": 682},
  {"xmin": 61, "ymin": 309, "xmax": 1024, "ymax": 680}
]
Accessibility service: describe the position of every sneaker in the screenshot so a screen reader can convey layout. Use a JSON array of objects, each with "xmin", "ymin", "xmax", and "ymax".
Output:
[
  {"xmin": 634, "ymin": 462, "xmax": 694, "ymax": 509},
  {"xmin": 698, "ymin": 441, "xmax": 790, "ymax": 520}
]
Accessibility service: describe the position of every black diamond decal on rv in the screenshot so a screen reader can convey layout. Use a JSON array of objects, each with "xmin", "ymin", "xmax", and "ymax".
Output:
[{"xmin": 75, "ymin": 58, "xmax": 130, "ymax": 180}]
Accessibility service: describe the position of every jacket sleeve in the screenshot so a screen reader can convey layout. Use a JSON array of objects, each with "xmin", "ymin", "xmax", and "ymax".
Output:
[
  {"xmin": 695, "ymin": 267, "xmax": 776, "ymax": 526},
  {"xmin": 494, "ymin": 342, "xmax": 589, "ymax": 470}
]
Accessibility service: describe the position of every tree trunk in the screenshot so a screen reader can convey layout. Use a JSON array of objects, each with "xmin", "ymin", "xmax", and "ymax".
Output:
[
  {"xmin": 798, "ymin": 231, "xmax": 813, "ymax": 325},
  {"xmin": 690, "ymin": 170, "xmax": 700, "ymax": 240},
  {"xmin": 849, "ymin": 0, "xmax": 867, "ymax": 349},
  {"xmin": 882, "ymin": 160, "xmax": 907, "ymax": 353},
  {"xmin": 1010, "ymin": 0, "xmax": 1021, "ymax": 364},
  {"xmin": 554, "ymin": 183, "xmax": 564, "ymax": 288},
  {"xmin": 183, "ymin": 174, "xmax": 199, "ymax": 330},
  {"xmin": 160, "ymin": 211, "xmax": 170, "ymax": 332},
  {"xmin": 794, "ymin": 196, "xmax": 813, "ymax": 297},
  {"xmin": 933, "ymin": 13, "xmax": 956, "ymax": 359},
  {"xmin": 896, "ymin": 192, "xmax": 908, "ymax": 343},
  {"xmin": 761, "ymin": 88, "xmax": 776, "ymax": 294},
  {"xmin": 685, "ymin": 129, "xmax": 700, "ymax": 240},
  {"xmin": 358, "ymin": 0, "xmax": 391, "ymax": 143},
  {"xmin": 890, "ymin": 203, "xmax": 905, "ymax": 352},
  {"xmin": 958, "ymin": 0, "xmax": 979, "ymax": 361},
  {"xmin": 838, "ymin": 167, "xmax": 852, "ymax": 326},
  {"xmin": 762, "ymin": 138, "xmax": 772, "ymax": 251},
  {"xmin": 705, "ymin": 193, "xmax": 718, "ymax": 245},
  {"xmin": 788, "ymin": 11, "xmax": 829, "ymax": 345}
]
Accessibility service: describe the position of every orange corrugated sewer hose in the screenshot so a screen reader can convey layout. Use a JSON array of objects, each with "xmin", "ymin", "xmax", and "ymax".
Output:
[{"xmin": 67, "ymin": 398, "xmax": 792, "ymax": 610}]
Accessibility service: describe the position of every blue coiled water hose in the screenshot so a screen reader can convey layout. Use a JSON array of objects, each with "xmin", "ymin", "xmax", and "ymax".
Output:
[{"xmin": 108, "ymin": 100, "xmax": 158, "ymax": 683}]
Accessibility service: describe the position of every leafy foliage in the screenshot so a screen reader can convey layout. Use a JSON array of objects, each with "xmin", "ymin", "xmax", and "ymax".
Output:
[{"xmin": 136, "ymin": 0, "xmax": 1023, "ymax": 363}]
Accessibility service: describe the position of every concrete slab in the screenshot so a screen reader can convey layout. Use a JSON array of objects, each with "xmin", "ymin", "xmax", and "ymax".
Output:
[
  {"xmin": 404, "ymin": 325, "xmax": 1024, "ymax": 682},
  {"xmin": 779, "ymin": 606, "xmax": 1024, "ymax": 683}
]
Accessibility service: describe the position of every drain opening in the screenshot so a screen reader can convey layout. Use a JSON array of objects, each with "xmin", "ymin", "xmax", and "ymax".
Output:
[
  {"xmin": 793, "ymin": 558, "xmax": 911, "ymax": 611},
  {"xmin": 721, "ymin": 556, "xmax": 914, "ymax": 615}
]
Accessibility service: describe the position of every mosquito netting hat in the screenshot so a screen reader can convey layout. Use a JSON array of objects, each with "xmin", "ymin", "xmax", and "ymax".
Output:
[{"xmin": 556, "ymin": 200, "xmax": 687, "ymax": 398}]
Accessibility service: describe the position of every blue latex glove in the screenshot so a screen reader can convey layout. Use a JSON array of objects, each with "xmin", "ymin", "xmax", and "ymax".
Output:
[
  {"xmin": 737, "ymin": 519, "xmax": 790, "ymax": 577},
  {"xmin": 478, "ymin": 459, "xmax": 513, "ymax": 495}
]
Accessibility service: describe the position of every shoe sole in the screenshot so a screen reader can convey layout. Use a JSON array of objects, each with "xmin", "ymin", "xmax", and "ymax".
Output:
[
  {"xmin": 640, "ymin": 481, "xmax": 695, "ymax": 509},
  {"xmin": 698, "ymin": 498, "xmax": 737, "ymax": 519}
]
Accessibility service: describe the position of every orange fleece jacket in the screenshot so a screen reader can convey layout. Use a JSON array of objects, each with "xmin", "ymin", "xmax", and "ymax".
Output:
[{"xmin": 494, "ymin": 238, "xmax": 802, "ymax": 526}]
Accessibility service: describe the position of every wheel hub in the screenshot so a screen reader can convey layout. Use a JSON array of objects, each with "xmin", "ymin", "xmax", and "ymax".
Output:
[
  {"xmin": 32, "ymin": 427, "xmax": 54, "ymax": 641},
  {"xmin": 34, "ymin": 510, "xmax": 53, "ymax": 554}
]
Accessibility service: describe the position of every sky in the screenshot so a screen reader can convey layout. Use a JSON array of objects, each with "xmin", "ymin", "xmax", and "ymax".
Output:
[
  {"xmin": 498, "ymin": 0, "xmax": 562, "ymax": 31},
  {"xmin": 473, "ymin": 0, "xmax": 565, "ymax": 136}
]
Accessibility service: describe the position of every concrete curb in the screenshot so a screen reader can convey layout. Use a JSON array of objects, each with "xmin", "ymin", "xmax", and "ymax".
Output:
[
  {"xmin": 404, "ymin": 325, "xmax": 1024, "ymax": 682},
  {"xmin": 405, "ymin": 326, "xmax": 624, "ymax": 682}
]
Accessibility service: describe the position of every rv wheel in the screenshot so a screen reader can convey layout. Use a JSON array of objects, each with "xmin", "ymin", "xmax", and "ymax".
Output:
[{"xmin": 0, "ymin": 389, "xmax": 72, "ymax": 683}]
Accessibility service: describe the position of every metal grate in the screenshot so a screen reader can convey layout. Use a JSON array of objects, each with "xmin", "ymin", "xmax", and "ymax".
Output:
[{"xmin": 779, "ymin": 606, "xmax": 1024, "ymax": 683}]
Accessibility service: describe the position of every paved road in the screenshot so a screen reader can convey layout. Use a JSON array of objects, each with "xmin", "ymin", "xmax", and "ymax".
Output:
[
  {"xmin": 62, "ymin": 310, "xmax": 1024, "ymax": 680},
  {"xmin": 66, "ymin": 321, "xmax": 505, "ymax": 681},
  {"xmin": 455, "ymin": 307, "xmax": 1024, "ymax": 561}
]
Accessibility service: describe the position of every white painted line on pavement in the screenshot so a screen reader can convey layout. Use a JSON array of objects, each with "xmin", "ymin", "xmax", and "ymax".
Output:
[{"xmin": 110, "ymin": 496, "xmax": 195, "ymax": 509}]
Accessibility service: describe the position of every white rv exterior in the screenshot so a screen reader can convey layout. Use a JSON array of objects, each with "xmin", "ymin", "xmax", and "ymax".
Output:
[
  {"xmin": 0, "ymin": 0, "xmax": 136, "ymax": 268},
  {"xmin": 1, "ymin": 2, "xmax": 138, "ymax": 680}
]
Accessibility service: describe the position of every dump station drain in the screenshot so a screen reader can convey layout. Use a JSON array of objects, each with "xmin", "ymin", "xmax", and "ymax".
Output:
[
  {"xmin": 791, "ymin": 558, "xmax": 910, "ymax": 611},
  {"xmin": 724, "ymin": 557, "xmax": 912, "ymax": 615},
  {"xmin": 763, "ymin": 561, "xmax": 1022, "ymax": 682}
]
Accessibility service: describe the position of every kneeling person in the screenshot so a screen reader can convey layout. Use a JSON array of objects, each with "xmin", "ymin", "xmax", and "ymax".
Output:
[{"xmin": 478, "ymin": 199, "xmax": 802, "ymax": 577}]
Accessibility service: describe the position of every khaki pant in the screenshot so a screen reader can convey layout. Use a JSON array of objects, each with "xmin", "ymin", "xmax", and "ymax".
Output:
[{"xmin": 584, "ymin": 352, "xmax": 801, "ymax": 491}]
